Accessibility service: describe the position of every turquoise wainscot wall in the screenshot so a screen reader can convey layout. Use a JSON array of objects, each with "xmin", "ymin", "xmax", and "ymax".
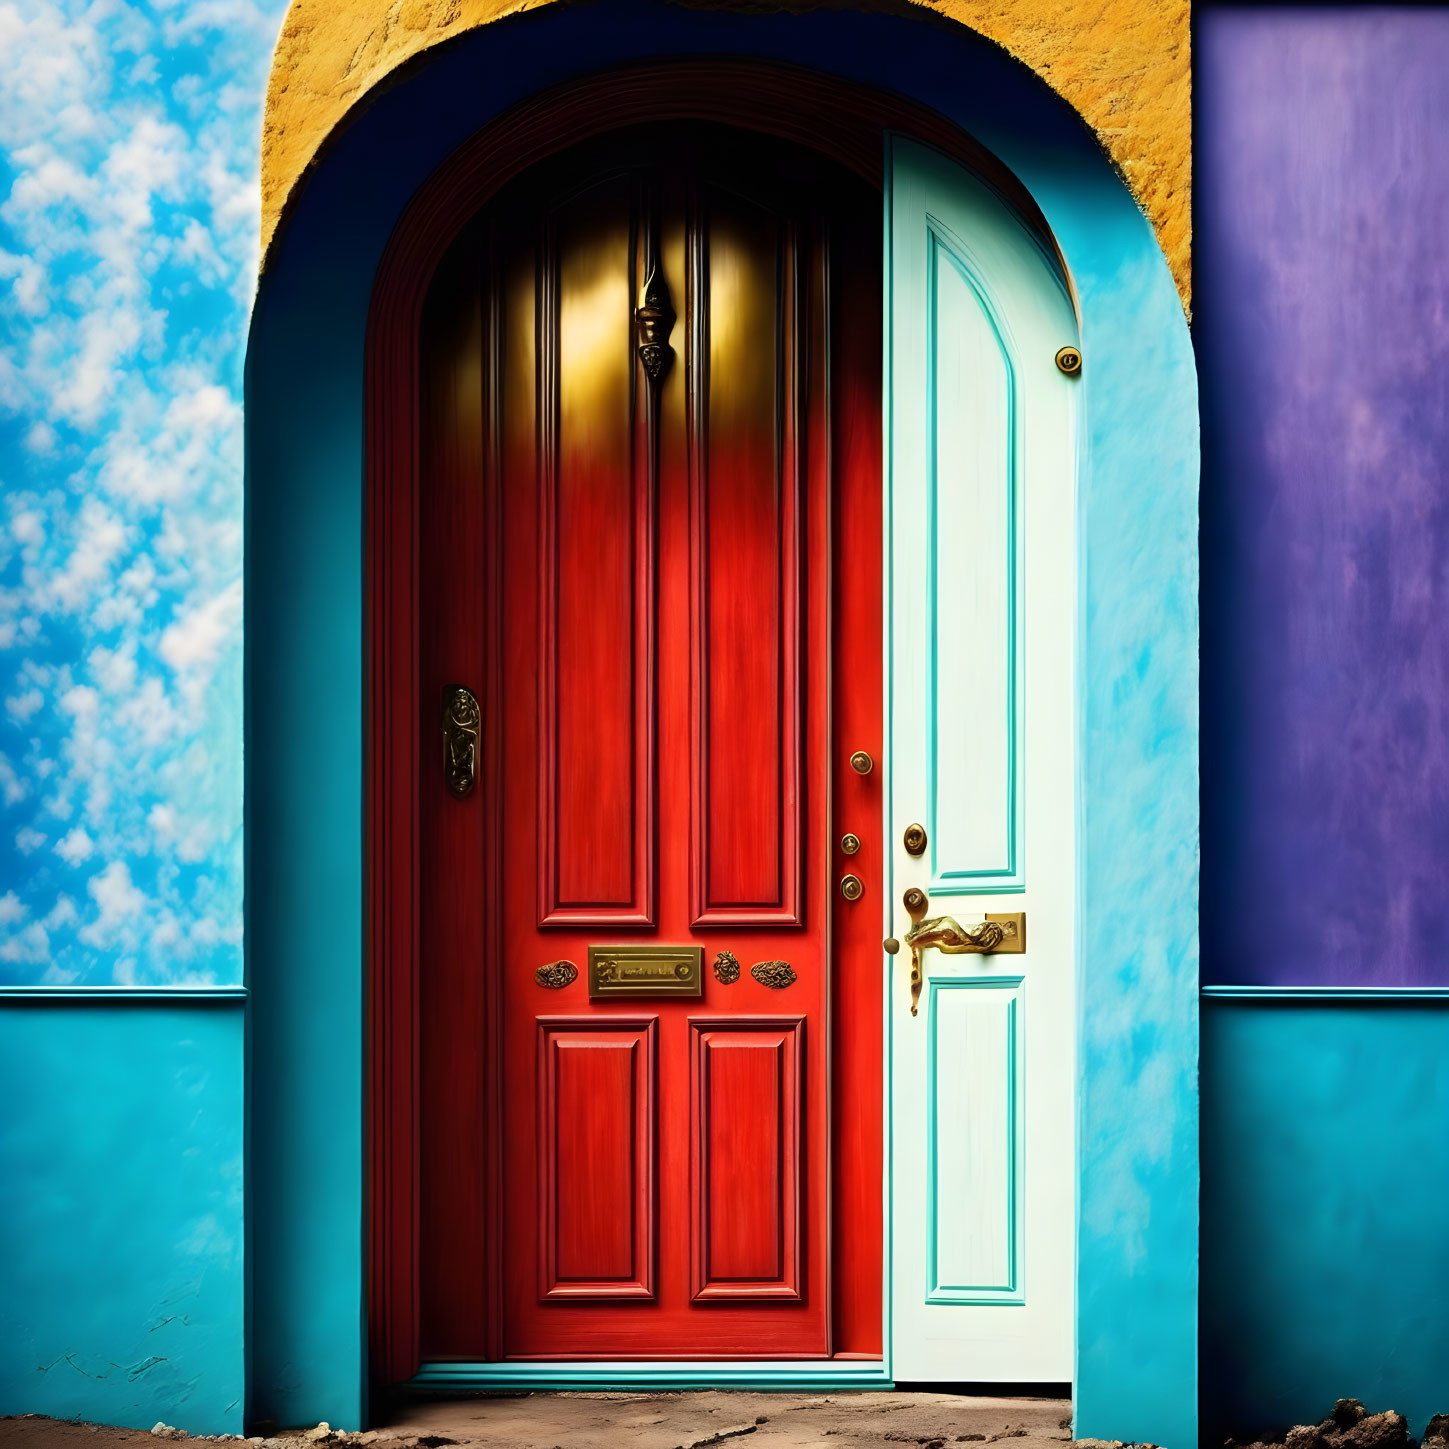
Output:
[
  {"xmin": 1201, "ymin": 995, "xmax": 1449, "ymax": 1439},
  {"xmin": 0, "ymin": 994, "xmax": 246, "ymax": 1436}
]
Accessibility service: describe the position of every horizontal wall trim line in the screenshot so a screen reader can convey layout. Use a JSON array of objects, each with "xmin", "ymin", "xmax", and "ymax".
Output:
[
  {"xmin": 408, "ymin": 1361, "xmax": 892, "ymax": 1391},
  {"xmin": 0, "ymin": 985, "xmax": 248, "ymax": 1003},
  {"xmin": 1202, "ymin": 985, "xmax": 1449, "ymax": 1002}
]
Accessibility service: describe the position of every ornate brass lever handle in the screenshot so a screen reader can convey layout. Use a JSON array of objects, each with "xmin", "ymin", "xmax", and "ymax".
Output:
[
  {"xmin": 902, "ymin": 916, "xmax": 1006, "ymax": 1018},
  {"xmin": 905, "ymin": 915, "xmax": 1008, "ymax": 956},
  {"xmin": 898, "ymin": 889, "xmax": 1025, "ymax": 1016}
]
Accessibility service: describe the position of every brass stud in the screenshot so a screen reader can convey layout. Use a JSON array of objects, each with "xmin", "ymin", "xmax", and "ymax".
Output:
[
  {"xmin": 903, "ymin": 822, "xmax": 928, "ymax": 856},
  {"xmin": 849, "ymin": 750, "xmax": 873, "ymax": 776},
  {"xmin": 883, "ymin": 937, "xmax": 901, "ymax": 956},
  {"xmin": 840, "ymin": 874, "xmax": 864, "ymax": 902},
  {"xmin": 841, "ymin": 832, "xmax": 861, "ymax": 856},
  {"xmin": 1055, "ymin": 345, "xmax": 1082, "ymax": 376}
]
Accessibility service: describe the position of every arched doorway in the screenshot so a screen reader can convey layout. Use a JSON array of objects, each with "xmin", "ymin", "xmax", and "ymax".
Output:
[
  {"xmin": 247, "ymin": 11, "xmax": 1198, "ymax": 1442},
  {"xmin": 366, "ymin": 62, "xmax": 1078, "ymax": 1391}
]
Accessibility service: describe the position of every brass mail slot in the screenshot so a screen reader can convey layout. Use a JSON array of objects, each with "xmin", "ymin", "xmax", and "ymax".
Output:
[{"xmin": 588, "ymin": 944, "xmax": 704, "ymax": 999}]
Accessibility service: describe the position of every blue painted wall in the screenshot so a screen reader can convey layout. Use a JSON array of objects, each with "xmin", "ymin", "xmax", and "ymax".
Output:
[
  {"xmin": 1201, "ymin": 1002, "xmax": 1449, "ymax": 1438},
  {"xmin": 0, "ymin": 1003, "xmax": 245, "ymax": 1436},
  {"xmin": 248, "ymin": 5, "xmax": 1196, "ymax": 1442}
]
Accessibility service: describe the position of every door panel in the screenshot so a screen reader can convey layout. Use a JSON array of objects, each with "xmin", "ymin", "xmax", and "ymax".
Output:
[
  {"xmin": 690, "ymin": 1017, "xmax": 804, "ymax": 1300},
  {"xmin": 887, "ymin": 136, "xmax": 1078, "ymax": 1382},
  {"xmin": 537, "ymin": 1017, "xmax": 658, "ymax": 1300},
  {"xmin": 692, "ymin": 192, "xmax": 805, "ymax": 926},
  {"xmin": 539, "ymin": 178, "xmax": 655, "ymax": 925},
  {"xmin": 924, "ymin": 976, "xmax": 1023, "ymax": 1305},
  {"xmin": 926, "ymin": 232, "xmax": 1020, "ymax": 890},
  {"xmin": 417, "ymin": 127, "xmax": 883, "ymax": 1363}
]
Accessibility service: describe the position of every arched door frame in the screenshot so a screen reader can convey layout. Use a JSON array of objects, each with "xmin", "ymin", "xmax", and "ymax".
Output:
[
  {"xmin": 365, "ymin": 57, "xmax": 1074, "ymax": 1390},
  {"xmin": 246, "ymin": 12, "xmax": 1198, "ymax": 1442}
]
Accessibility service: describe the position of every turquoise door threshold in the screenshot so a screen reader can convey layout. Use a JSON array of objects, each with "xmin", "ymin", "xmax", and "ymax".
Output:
[{"xmin": 408, "ymin": 1360, "xmax": 893, "ymax": 1392}]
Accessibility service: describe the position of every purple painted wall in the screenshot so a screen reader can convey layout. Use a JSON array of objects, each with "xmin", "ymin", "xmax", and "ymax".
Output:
[{"xmin": 1198, "ymin": 5, "xmax": 1449, "ymax": 987}]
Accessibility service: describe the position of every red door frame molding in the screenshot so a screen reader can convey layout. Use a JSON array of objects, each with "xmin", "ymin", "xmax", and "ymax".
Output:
[{"xmin": 364, "ymin": 57, "xmax": 1063, "ymax": 1386}]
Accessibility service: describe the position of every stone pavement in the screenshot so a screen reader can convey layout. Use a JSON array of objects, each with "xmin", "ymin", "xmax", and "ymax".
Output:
[
  {"xmin": 1, "ymin": 1390, "xmax": 1075, "ymax": 1449},
  {"xmin": 379, "ymin": 1389, "xmax": 1073, "ymax": 1449}
]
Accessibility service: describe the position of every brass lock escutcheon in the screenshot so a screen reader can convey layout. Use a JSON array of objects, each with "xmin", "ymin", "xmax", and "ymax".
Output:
[
  {"xmin": 903, "ymin": 822, "xmax": 928, "ymax": 856},
  {"xmin": 444, "ymin": 684, "xmax": 480, "ymax": 798}
]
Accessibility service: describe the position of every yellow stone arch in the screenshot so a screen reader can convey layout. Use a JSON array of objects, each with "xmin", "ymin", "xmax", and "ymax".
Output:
[{"xmin": 262, "ymin": 0, "xmax": 1191, "ymax": 307}]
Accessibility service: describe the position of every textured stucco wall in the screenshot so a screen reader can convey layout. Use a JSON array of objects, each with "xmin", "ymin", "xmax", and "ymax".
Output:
[
  {"xmin": 1197, "ymin": 8, "xmax": 1449, "ymax": 1438},
  {"xmin": 260, "ymin": 0, "xmax": 1191, "ymax": 306},
  {"xmin": 0, "ymin": 1004, "xmax": 245, "ymax": 1436},
  {"xmin": 1199, "ymin": 6, "xmax": 1449, "ymax": 988},
  {"xmin": 1202, "ymin": 1002, "xmax": 1449, "ymax": 1437}
]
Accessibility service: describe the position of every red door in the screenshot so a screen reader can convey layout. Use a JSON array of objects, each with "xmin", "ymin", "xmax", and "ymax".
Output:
[{"xmin": 414, "ymin": 125, "xmax": 882, "ymax": 1364}]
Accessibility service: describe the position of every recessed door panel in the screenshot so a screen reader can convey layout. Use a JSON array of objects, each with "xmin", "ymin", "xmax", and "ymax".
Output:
[
  {"xmin": 691, "ymin": 196, "xmax": 804, "ymax": 926},
  {"xmin": 927, "ymin": 231, "xmax": 1020, "ymax": 891},
  {"xmin": 539, "ymin": 178, "xmax": 656, "ymax": 925},
  {"xmin": 690, "ymin": 1017, "xmax": 804, "ymax": 1300},
  {"xmin": 537, "ymin": 1017, "xmax": 657, "ymax": 1299},
  {"xmin": 925, "ymin": 978, "xmax": 1023, "ymax": 1304}
]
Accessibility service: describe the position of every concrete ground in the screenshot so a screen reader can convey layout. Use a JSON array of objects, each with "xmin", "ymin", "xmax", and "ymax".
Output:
[
  {"xmin": 384, "ymin": 1389, "xmax": 1073, "ymax": 1448},
  {"xmin": 1, "ymin": 1390, "xmax": 1075, "ymax": 1449}
]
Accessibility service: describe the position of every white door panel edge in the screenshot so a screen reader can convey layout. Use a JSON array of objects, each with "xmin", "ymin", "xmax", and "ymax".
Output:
[{"xmin": 885, "ymin": 136, "xmax": 1077, "ymax": 1384}]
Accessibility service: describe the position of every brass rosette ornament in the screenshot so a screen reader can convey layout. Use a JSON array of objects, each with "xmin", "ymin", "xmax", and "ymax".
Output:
[
  {"xmin": 751, "ymin": 960, "xmax": 797, "ymax": 990},
  {"xmin": 535, "ymin": 960, "xmax": 578, "ymax": 989}
]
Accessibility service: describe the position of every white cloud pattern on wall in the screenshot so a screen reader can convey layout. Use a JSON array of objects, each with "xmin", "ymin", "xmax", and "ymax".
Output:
[{"xmin": 0, "ymin": 0, "xmax": 288, "ymax": 983}]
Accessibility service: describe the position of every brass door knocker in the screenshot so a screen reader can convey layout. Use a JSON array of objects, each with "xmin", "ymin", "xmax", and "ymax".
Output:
[
  {"xmin": 634, "ymin": 263, "xmax": 675, "ymax": 385},
  {"xmin": 443, "ymin": 684, "xmax": 480, "ymax": 797}
]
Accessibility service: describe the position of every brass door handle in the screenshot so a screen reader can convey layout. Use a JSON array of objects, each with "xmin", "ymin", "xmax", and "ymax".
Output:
[
  {"xmin": 905, "ymin": 915, "xmax": 1009, "ymax": 955},
  {"xmin": 897, "ymin": 888, "xmax": 1025, "ymax": 1016}
]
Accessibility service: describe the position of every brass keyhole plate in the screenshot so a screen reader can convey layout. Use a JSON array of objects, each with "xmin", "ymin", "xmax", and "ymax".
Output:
[{"xmin": 903, "ymin": 823, "xmax": 928, "ymax": 856}]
